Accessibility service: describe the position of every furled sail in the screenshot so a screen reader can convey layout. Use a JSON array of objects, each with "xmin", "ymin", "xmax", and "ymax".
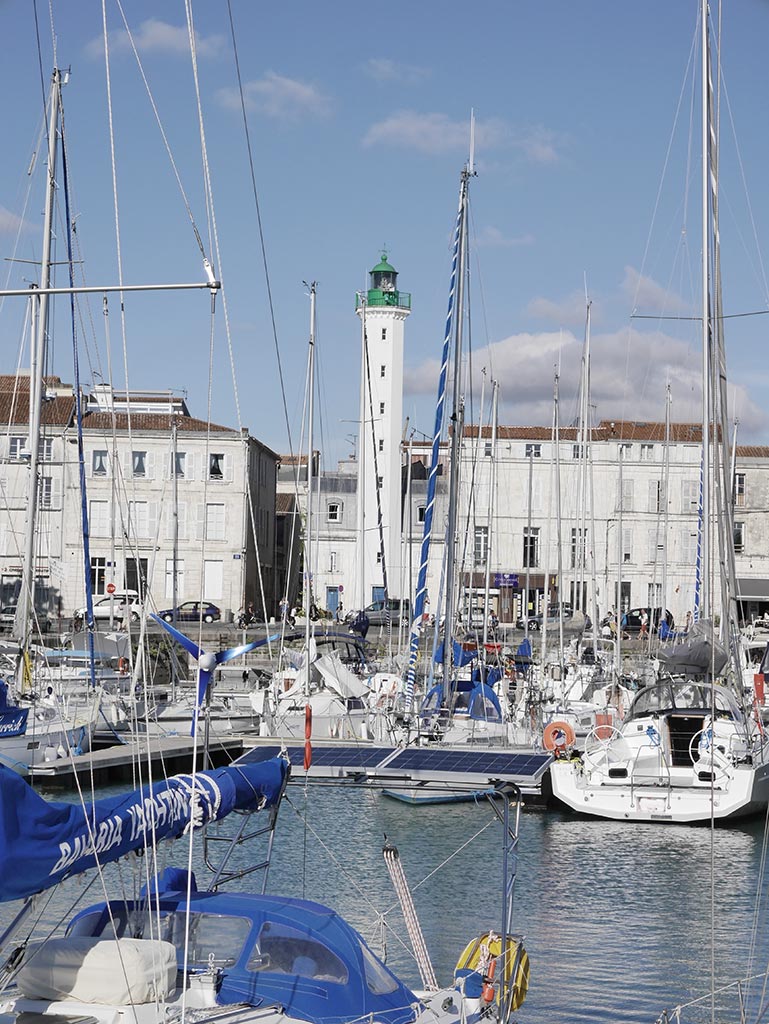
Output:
[{"xmin": 0, "ymin": 755, "xmax": 289, "ymax": 903}]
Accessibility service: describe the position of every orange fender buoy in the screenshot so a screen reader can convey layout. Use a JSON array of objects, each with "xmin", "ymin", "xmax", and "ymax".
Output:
[
  {"xmin": 481, "ymin": 956, "xmax": 497, "ymax": 1003},
  {"xmin": 117, "ymin": 657, "xmax": 128, "ymax": 676},
  {"xmin": 304, "ymin": 704, "xmax": 312, "ymax": 740},
  {"xmin": 303, "ymin": 739, "xmax": 312, "ymax": 771},
  {"xmin": 543, "ymin": 720, "xmax": 576, "ymax": 752}
]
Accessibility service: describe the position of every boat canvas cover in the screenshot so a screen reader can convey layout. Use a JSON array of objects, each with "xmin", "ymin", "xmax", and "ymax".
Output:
[
  {"xmin": 314, "ymin": 653, "xmax": 370, "ymax": 699},
  {"xmin": 657, "ymin": 620, "xmax": 728, "ymax": 676},
  {"xmin": 0, "ymin": 756, "xmax": 288, "ymax": 902}
]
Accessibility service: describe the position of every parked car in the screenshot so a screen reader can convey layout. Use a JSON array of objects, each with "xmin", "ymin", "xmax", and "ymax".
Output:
[
  {"xmin": 0, "ymin": 604, "xmax": 51, "ymax": 633},
  {"xmin": 621, "ymin": 607, "xmax": 674, "ymax": 634},
  {"xmin": 515, "ymin": 604, "xmax": 573, "ymax": 631},
  {"xmin": 75, "ymin": 591, "xmax": 141, "ymax": 624},
  {"xmin": 157, "ymin": 601, "xmax": 221, "ymax": 624},
  {"xmin": 344, "ymin": 598, "xmax": 411, "ymax": 628}
]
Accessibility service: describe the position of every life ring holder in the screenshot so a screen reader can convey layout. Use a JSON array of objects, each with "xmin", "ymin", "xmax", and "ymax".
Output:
[
  {"xmin": 581, "ymin": 724, "xmax": 623, "ymax": 772},
  {"xmin": 542, "ymin": 720, "xmax": 576, "ymax": 754},
  {"xmin": 688, "ymin": 728, "xmax": 730, "ymax": 780}
]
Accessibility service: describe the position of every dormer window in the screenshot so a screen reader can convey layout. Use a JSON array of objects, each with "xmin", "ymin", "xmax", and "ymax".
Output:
[{"xmin": 327, "ymin": 501, "xmax": 342, "ymax": 523}]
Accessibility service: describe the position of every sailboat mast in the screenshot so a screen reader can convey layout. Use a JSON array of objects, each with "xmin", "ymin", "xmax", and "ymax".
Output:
[
  {"xmin": 304, "ymin": 282, "xmax": 317, "ymax": 696},
  {"xmin": 699, "ymin": 0, "xmax": 711, "ymax": 621},
  {"xmin": 402, "ymin": 168, "xmax": 467, "ymax": 711},
  {"xmin": 481, "ymin": 381, "xmax": 498, "ymax": 652},
  {"xmin": 16, "ymin": 70, "xmax": 63, "ymax": 650},
  {"xmin": 442, "ymin": 169, "xmax": 471, "ymax": 682}
]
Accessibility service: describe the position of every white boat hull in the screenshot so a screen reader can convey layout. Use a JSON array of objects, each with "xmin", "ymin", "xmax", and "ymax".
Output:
[{"xmin": 550, "ymin": 757, "xmax": 769, "ymax": 822}]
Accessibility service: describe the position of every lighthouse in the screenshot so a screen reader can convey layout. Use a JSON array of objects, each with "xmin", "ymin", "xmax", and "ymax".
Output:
[{"xmin": 354, "ymin": 254, "xmax": 411, "ymax": 611}]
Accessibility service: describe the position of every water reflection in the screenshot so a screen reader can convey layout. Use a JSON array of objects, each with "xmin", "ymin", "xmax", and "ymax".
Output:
[{"xmin": 16, "ymin": 782, "xmax": 769, "ymax": 1024}]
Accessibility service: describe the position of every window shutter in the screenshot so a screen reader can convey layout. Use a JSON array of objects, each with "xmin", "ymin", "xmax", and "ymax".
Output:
[
  {"xmin": 147, "ymin": 451, "xmax": 156, "ymax": 480},
  {"xmin": 225, "ymin": 452, "xmax": 235, "ymax": 482},
  {"xmin": 195, "ymin": 503, "xmax": 205, "ymax": 541},
  {"xmin": 149, "ymin": 502, "xmax": 159, "ymax": 541}
]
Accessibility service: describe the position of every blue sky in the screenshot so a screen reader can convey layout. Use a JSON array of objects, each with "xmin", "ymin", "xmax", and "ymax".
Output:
[{"xmin": 2, "ymin": 1, "xmax": 769, "ymax": 467}]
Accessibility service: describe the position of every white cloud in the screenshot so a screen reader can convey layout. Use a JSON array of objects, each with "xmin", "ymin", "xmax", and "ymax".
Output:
[
  {"xmin": 621, "ymin": 265, "xmax": 692, "ymax": 316},
  {"xmin": 526, "ymin": 292, "xmax": 588, "ymax": 327},
  {"xmin": 475, "ymin": 226, "xmax": 534, "ymax": 248},
  {"xmin": 406, "ymin": 324, "xmax": 765, "ymax": 436},
  {"xmin": 0, "ymin": 207, "xmax": 26, "ymax": 235},
  {"xmin": 86, "ymin": 19, "xmax": 224, "ymax": 59},
  {"xmin": 217, "ymin": 72, "xmax": 331, "ymax": 119},
  {"xmin": 364, "ymin": 58, "xmax": 429, "ymax": 84},
  {"xmin": 363, "ymin": 110, "xmax": 562, "ymax": 163}
]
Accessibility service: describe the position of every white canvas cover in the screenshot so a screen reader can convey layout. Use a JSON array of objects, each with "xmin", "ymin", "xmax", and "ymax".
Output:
[
  {"xmin": 315, "ymin": 653, "xmax": 370, "ymax": 699},
  {"xmin": 16, "ymin": 937, "xmax": 178, "ymax": 1004}
]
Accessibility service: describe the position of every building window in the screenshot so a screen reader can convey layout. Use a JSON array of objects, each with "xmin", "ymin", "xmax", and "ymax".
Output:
[
  {"xmin": 474, "ymin": 525, "xmax": 489, "ymax": 565},
  {"xmin": 9, "ymin": 436, "xmax": 27, "ymax": 460},
  {"xmin": 381, "ymin": 328, "xmax": 387, "ymax": 341},
  {"xmin": 525, "ymin": 443, "xmax": 542, "ymax": 458},
  {"xmin": 329, "ymin": 551, "xmax": 337, "ymax": 572},
  {"xmin": 165, "ymin": 558, "xmax": 185, "ymax": 599},
  {"xmin": 90, "ymin": 500, "xmax": 109, "ymax": 538},
  {"xmin": 38, "ymin": 437, "xmax": 53, "ymax": 461},
  {"xmin": 484, "ymin": 442, "xmax": 493, "ymax": 457},
  {"xmin": 734, "ymin": 472, "xmax": 746, "ymax": 508},
  {"xmin": 378, "ymin": 439, "xmax": 384, "ymax": 452},
  {"xmin": 622, "ymin": 528, "xmax": 632, "ymax": 563},
  {"xmin": 572, "ymin": 443, "xmax": 588, "ymax": 459},
  {"xmin": 90, "ymin": 557, "xmax": 107, "ymax": 595},
  {"xmin": 734, "ymin": 521, "xmax": 745, "ymax": 553},
  {"xmin": 640, "ymin": 443, "xmax": 654, "ymax": 461},
  {"xmin": 681, "ymin": 479, "xmax": 699, "ymax": 514},
  {"xmin": 93, "ymin": 450, "xmax": 108, "ymax": 476},
  {"xmin": 132, "ymin": 451, "xmax": 147, "ymax": 477},
  {"xmin": 617, "ymin": 479, "xmax": 634, "ymax": 512},
  {"xmin": 377, "ymin": 475, "xmax": 383, "ymax": 488},
  {"xmin": 523, "ymin": 526, "xmax": 540, "ymax": 568},
  {"xmin": 327, "ymin": 502, "xmax": 342, "ymax": 523},
  {"xmin": 209, "ymin": 453, "xmax": 224, "ymax": 480},
  {"xmin": 619, "ymin": 443, "xmax": 632, "ymax": 458},
  {"xmin": 376, "ymin": 551, "xmax": 382, "ymax": 564},
  {"xmin": 379, "ymin": 401, "xmax": 385, "ymax": 415},
  {"xmin": 205, "ymin": 502, "xmax": 226, "ymax": 541},
  {"xmin": 648, "ymin": 582, "xmax": 662, "ymax": 607},
  {"xmin": 38, "ymin": 476, "xmax": 53, "ymax": 509},
  {"xmin": 648, "ymin": 530, "xmax": 664, "ymax": 564},
  {"xmin": 417, "ymin": 505, "xmax": 426, "ymax": 524},
  {"xmin": 570, "ymin": 528, "xmax": 585, "ymax": 569},
  {"xmin": 649, "ymin": 479, "xmax": 665, "ymax": 514},
  {"xmin": 173, "ymin": 451, "xmax": 186, "ymax": 479},
  {"xmin": 681, "ymin": 530, "xmax": 697, "ymax": 563},
  {"xmin": 127, "ymin": 500, "xmax": 150, "ymax": 538},
  {"xmin": 380, "ymin": 365, "xmax": 386, "ymax": 378}
]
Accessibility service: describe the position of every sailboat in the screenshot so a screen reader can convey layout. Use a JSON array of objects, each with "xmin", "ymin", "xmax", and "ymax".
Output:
[
  {"xmin": 549, "ymin": 0, "xmax": 769, "ymax": 824},
  {"xmin": 0, "ymin": 742, "xmax": 531, "ymax": 1023}
]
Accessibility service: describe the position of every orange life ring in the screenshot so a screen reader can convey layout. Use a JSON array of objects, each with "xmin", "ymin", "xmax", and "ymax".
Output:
[
  {"xmin": 304, "ymin": 704, "xmax": 312, "ymax": 740},
  {"xmin": 117, "ymin": 657, "xmax": 128, "ymax": 676},
  {"xmin": 543, "ymin": 720, "xmax": 576, "ymax": 751}
]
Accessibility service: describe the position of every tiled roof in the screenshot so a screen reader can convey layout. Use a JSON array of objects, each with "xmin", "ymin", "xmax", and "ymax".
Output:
[
  {"xmin": 0, "ymin": 374, "xmax": 65, "ymax": 393},
  {"xmin": 736, "ymin": 446, "xmax": 769, "ymax": 458},
  {"xmin": 0, "ymin": 392, "xmax": 75, "ymax": 427},
  {"xmin": 81, "ymin": 412, "xmax": 234, "ymax": 434},
  {"xmin": 464, "ymin": 420, "xmax": 707, "ymax": 443},
  {"xmin": 276, "ymin": 492, "xmax": 298, "ymax": 514}
]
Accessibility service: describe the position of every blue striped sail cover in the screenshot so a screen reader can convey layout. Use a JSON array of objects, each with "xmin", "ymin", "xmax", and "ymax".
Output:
[{"xmin": 0, "ymin": 756, "xmax": 288, "ymax": 902}]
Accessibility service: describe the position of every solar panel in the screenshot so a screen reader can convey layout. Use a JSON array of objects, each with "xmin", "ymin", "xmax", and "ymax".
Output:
[
  {"xmin": 238, "ymin": 742, "xmax": 552, "ymax": 786},
  {"xmin": 384, "ymin": 747, "xmax": 552, "ymax": 783}
]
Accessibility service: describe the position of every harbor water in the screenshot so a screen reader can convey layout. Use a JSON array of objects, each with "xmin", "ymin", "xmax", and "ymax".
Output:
[{"xmin": 15, "ymin": 781, "xmax": 769, "ymax": 1024}]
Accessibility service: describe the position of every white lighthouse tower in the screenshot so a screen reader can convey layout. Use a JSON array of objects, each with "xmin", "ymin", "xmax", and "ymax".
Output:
[{"xmin": 354, "ymin": 254, "xmax": 411, "ymax": 611}]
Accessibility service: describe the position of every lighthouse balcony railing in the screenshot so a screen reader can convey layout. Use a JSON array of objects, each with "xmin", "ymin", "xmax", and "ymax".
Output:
[{"xmin": 356, "ymin": 290, "xmax": 411, "ymax": 310}]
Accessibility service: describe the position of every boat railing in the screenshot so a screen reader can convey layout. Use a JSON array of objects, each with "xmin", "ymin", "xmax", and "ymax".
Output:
[{"xmin": 628, "ymin": 741, "xmax": 672, "ymax": 802}]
